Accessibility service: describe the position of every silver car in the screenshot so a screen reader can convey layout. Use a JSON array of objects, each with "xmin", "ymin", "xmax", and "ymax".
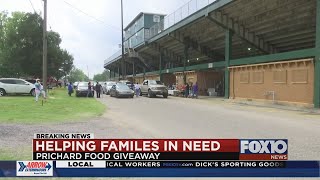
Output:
[
  {"xmin": 140, "ymin": 80, "xmax": 168, "ymax": 98},
  {"xmin": 105, "ymin": 81, "xmax": 116, "ymax": 95},
  {"xmin": 109, "ymin": 83, "xmax": 134, "ymax": 98}
]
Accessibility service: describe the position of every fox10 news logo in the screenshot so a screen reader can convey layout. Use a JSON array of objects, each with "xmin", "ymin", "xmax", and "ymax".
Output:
[
  {"xmin": 240, "ymin": 139, "xmax": 288, "ymax": 160},
  {"xmin": 16, "ymin": 161, "xmax": 53, "ymax": 176}
]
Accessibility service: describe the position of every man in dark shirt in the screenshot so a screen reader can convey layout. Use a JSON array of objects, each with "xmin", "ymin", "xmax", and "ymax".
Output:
[
  {"xmin": 87, "ymin": 82, "xmax": 92, "ymax": 97},
  {"xmin": 95, "ymin": 82, "xmax": 102, "ymax": 98}
]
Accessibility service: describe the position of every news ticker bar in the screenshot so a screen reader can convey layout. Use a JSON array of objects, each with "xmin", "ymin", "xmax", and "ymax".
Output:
[
  {"xmin": 1, "ymin": 161, "xmax": 319, "ymax": 177},
  {"xmin": 56, "ymin": 160, "xmax": 286, "ymax": 168}
]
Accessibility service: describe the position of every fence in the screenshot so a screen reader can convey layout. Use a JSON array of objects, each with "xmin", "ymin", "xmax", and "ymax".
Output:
[{"xmin": 149, "ymin": 0, "xmax": 218, "ymax": 38}]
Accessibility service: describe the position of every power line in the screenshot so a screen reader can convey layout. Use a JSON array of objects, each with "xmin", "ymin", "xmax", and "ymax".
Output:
[
  {"xmin": 28, "ymin": 0, "xmax": 36, "ymax": 13},
  {"xmin": 62, "ymin": 0, "xmax": 120, "ymax": 31}
]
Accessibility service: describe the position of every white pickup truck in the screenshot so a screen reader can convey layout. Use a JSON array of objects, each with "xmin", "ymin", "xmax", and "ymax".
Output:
[{"xmin": 140, "ymin": 80, "xmax": 168, "ymax": 98}]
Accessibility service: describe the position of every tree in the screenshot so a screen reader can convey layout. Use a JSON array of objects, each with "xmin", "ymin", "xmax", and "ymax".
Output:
[
  {"xmin": 0, "ymin": 11, "xmax": 74, "ymax": 78},
  {"xmin": 68, "ymin": 67, "xmax": 89, "ymax": 83},
  {"xmin": 93, "ymin": 69, "xmax": 110, "ymax": 82}
]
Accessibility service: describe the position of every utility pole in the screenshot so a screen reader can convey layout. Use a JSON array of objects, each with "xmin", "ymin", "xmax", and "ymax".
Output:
[
  {"xmin": 42, "ymin": 0, "xmax": 48, "ymax": 91},
  {"xmin": 121, "ymin": 0, "xmax": 125, "ymax": 80}
]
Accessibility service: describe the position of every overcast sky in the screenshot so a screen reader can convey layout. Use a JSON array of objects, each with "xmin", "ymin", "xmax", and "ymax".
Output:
[{"xmin": 0, "ymin": 0, "xmax": 188, "ymax": 78}]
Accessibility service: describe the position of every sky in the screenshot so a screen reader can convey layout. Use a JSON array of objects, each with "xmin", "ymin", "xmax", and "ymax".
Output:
[{"xmin": 0, "ymin": 0, "xmax": 188, "ymax": 78}]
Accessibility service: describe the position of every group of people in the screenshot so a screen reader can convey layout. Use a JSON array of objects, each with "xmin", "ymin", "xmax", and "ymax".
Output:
[
  {"xmin": 183, "ymin": 82, "xmax": 198, "ymax": 98},
  {"xmin": 169, "ymin": 82, "xmax": 198, "ymax": 98},
  {"xmin": 67, "ymin": 81, "xmax": 103, "ymax": 98}
]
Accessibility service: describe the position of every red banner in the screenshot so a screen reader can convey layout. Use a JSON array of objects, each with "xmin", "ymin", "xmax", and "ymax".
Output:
[{"xmin": 33, "ymin": 139, "xmax": 239, "ymax": 153}]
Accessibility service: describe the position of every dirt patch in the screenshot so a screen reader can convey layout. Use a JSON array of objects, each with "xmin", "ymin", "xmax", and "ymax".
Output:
[{"xmin": 0, "ymin": 106, "xmax": 155, "ymax": 160}]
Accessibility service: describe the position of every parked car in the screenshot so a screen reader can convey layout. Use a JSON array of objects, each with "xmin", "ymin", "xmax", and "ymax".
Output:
[
  {"xmin": 0, "ymin": 78, "xmax": 35, "ymax": 96},
  {"xmin": 119, "ymin": 80, "xmax": 134, "ymax": 90},
  {"xmin": 140, "ymin": 80, "xmax": 168, "ymax": 98},
  {"xmin": 25, "ymin": 79, "xmax": 36, "ymax": 84},
  {"xmin": 75, "ymin": 82, "xmax": 94, "ymax": 97},
  {"xmin": 126, "ymin": 82, "xmax": 134, "ymax": 90},
  {"xmin": 73, "ymin": 81, "xmax": 79, "ymax": 89},
  {"xmin": 105, "ymin": 81, "xmax": 116, "ymax": 95},
  {"xmin": 109, "ymin": 83, "xmax": 134, "ymax": 98}
]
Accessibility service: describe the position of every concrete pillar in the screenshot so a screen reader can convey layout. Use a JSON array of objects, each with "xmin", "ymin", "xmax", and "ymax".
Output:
[
  {"xmin": 159, "ymin": 51, "xmax": 163, "ymax": 82},
  {"xmin": 314, "ymin": 0, "xmax": 320, "ymax": 108},
  {"xmin": 224, "ymin": 29, "xmax": 232, "ymax": 99},
  {"xmin": 183, "ymin": 45, "xmax": 188, "ymax": 84},
  {"xmin": 132, "ymin": 60, "xmax": 135, "ymax": 83},
  {"xmin": 118, "ymin": 66, "xmax": 120, "ymax": 81},
  {"xmin": 109, "ymin": 70, "xmax": 112, "ymax": 81}
]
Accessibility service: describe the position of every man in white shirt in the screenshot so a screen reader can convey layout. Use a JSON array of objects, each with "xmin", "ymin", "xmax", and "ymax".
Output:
[
  {"xmin": 40, "ymin": 83, "xmax": 47, "ymax": 101},
  {"xmin": 134, "ymin": 83, "xmax": 140, "ymax": 97}
]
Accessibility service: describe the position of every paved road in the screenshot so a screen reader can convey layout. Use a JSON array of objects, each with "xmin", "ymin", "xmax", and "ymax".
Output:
[
  {"xmin": 98, "ymin": 94, "xmax": 320, "ymax": 160},
  {"xmin": 1, "ymin": 94, "xmax": 319, "ymax": 179}
]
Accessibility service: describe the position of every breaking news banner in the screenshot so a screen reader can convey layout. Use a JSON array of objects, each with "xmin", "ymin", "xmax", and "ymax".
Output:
[
  {"xmin": 0, "ymin": 134, "xmax": 317, "ymax": 177},
  {"xmin": 32, "ymin": 138, "xmax": 288, "ymax": 160}
]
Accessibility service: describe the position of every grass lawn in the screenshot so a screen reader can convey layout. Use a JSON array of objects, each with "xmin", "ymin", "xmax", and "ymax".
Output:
[{"xmin": 0, "ymin": 88, "xmax": 105, "ymax": 124}]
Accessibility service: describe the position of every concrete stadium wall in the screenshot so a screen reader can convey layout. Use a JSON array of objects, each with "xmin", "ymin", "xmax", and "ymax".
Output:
[
  {"xmin": 145, "ymin": 74, "xmax": 160, "ymax": 81},
  {"xmin": 229, "ymin": 58, "xmax": 314, "ymax": 105},
  {"xmin": 174, "ymin": 71, "xmax": 224, "ymax": 96},
  {"xmin": 133, "ymin": 76, "xmax": 144, "ymax": 84},
  {"xmin": 175, "ymin": 71, "xmax": 197, "ymax": 86},
  {"xmin": 162, "ymin": 73, "xmax": 176, "ymax": 86},
  {"xmin": 197, "ymin": 71, "xmax": 224, "ymax": 96}
]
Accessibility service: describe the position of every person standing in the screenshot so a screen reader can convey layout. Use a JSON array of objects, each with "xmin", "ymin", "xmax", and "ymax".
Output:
[
  {"xmin": 95, "ymin": 82, "xmax": 102, "ymax": 98},
  {"xmin": 40, "ymin": 83, "xmax": 47, "ymax": 101},
  {"xmin": 134, "ymin": 83, "xmax": 140, "ymax": 97},
  {"xmin": 87, "ymin": 82, "xmax": 92, "ymax": 97},
  {"xmin": 189, "ymin": 82, "xmax": 193, "ymax": 98},
  {"xmin": 68, "ymin": 82, "xmax": 73, "ymax": 96},
  {"xmin": 34, "ymin": 79, "xmax": 41, "ymax": 102},
  {"xmin": 192, "ymin": 82, "xmax": 198, "ymax": 99},
  {"xmin": 185, "ymin": 83, "xmax": 190, "ymax": 98}
]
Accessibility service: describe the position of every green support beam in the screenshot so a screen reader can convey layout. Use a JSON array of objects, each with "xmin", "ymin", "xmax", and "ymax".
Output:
[
  {"xmin": 125, "ymin": 48, "xmax": 316, "ymax": 79},
  {"xmin": 145, "ymin": 70, "xmax": 160, "ymax": 75},
  {"xmin": 225, "ymin": 29, "xmax": 232, "ymax": 99},
  {"xmin": 314, "ymin": 0, "xmax": 320, "ymax": 108},
  {"xmin": 230, "ymin": 48, "xmax": 316, "ymax": 66}
]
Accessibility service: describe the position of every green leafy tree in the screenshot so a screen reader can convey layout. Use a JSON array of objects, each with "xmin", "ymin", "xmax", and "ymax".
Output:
[
  {"xmin": 68, "ymin": 68, "xmax": 89, "ymax": 83},
  {"xmin": 0, "ymin": 11, "xmax": 74, "ymax": 78},
  {"xmin": 93, "ymin": 69, "xmax": 110, "ymax": 82}
]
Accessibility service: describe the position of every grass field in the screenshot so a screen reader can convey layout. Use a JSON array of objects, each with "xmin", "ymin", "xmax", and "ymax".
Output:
[{"xmin": 0, "ymin": 88, "xmax": 105, "ymax": 124}]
